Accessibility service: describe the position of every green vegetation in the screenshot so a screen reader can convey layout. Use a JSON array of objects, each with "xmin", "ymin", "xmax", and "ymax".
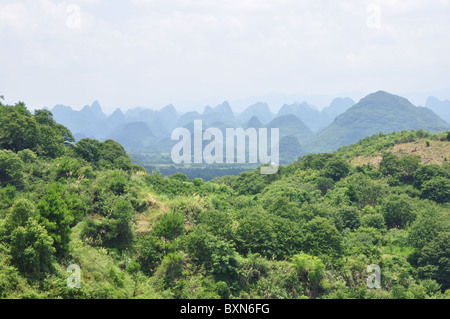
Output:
[
  {"xmin": 1, "ymin": 100, "xmax": 449, "ymax": 299},
  {"xmin": 307, "ymin": 91, "xmax": 450, "ymax": 153}
]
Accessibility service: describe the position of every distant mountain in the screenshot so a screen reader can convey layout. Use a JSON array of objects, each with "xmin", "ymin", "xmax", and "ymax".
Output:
[
  {"xmin": 201, "ymin": 101, "xmax": 236, "ymax": 127},
  {"xmin": 322, "ymin": 97, "xmax": 355, "ymax": 119},
  {"xmin": 47, "ymin": 92, "xmax": 449, "ymax": 164},
  {"xmin": 237, "ymin": 102, "xmax": 274, "ymax": 125},
  {"xmin": 276, "ymin": 99, "xmax": 354, "ymax": 133},
  {"xmin": 215, "ymin": 101, "xmax": 234, "ymax": 119},
  {"xmin": 51, "ymin": 101, "xmax": 111, "ymax": 140},
  {"xmin": 156, "ymin": 104, "xmax": 179, "ymax": 131},
  {"xmin": 265, "ymin": 114, "xmax": 314, "ymax": 142},
  {"xmin": 307, "ymin": 91, "xmax": 450, "ymax": 153},
  {"xmin": 279, "ymin": 135, "xmax": 304, "ymax": 164},
  {"xmin": 426, "ymin": 97, "xmax": 450, "ymax": 124},
  {"xmin": 108, "ymin": 108, "xmax": 127, "ymax": 127},
  {"xmin": 108, "ymin": 121, "xmax": 155, "ymax": 150},
  {"xmin": 177, "ymin": 111, "xmax": 201, "ymax": 127},
  {"xmin": 277, "ymin": 102, "xmax": 322, "ymax": 132},
  {"xmin": 246, "ymin": 116, "xmax": 264, "ymax": 129}
]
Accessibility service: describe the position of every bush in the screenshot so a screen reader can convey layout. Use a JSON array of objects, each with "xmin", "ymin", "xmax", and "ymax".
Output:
[
  {"xmin": 153, "ymin": 211, "xmax": 185, "ymax": 241},
  {"xmin": 421, "ymin": 177, "xmax": 450, "ymax": 204},
  {"xmin": 291, "ymin": 253, "xmax": 325, "ymax": 297},
  {"xmin": 135, "ymin": 234, "xmax": 164, "ymax": 275}
]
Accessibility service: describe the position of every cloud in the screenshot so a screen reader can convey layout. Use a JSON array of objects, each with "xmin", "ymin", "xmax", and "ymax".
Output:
[{"xmin": 0, "ymin": 0, "xmax": 449, "ymax": 111}]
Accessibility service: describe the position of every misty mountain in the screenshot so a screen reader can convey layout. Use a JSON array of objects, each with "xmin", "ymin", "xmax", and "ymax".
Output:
[
  {"xmin": 322, "ymin": 97, "xmax": 355, "ymax": 119},
  {"xmin": 177, "ymin": 111, "xmax": 201, "ymax": 127},
  {"xmin": 201, "ymin": 101, "xmax": 236, "ymax": 127},
  {"xmin": 108, "ymin": 108, "xmax": 127, "ymax": 127},
  {"xmin": 156, "ymin": 104, "xmax": 179, "ymax": 131},
  {"xmin": 265, "ymin": 114, "xmax": 314, "ymax": 142},
  {"xmin": 237, "ymin": 102, "xmax": 274, "ymax": 125},
  {"xmin": 108, "ymin": 121, "xmax": 156, "ymax": 150},
  {"xmin": 47, "ymin": 91, "xmax": 449, "ymax": 165},
  {"xmin": 51, "ymin": 101, "xmax": 112, "ymax": 139},
  {"xmin": 245, "ymin": 116, "xmax": 264, "ymax": 129},
  {"xmin": 279, "ymin": 135, "xmax": 304, "ymax": 164},
  {"xmin": 276, "ymin": 98, "xmax": 354, "ymax": 133},
  {"xmin": 307, "ymin": 91, "xmax": 450, "ymax": 153},
  {"xmin": 426, "ymin": 97, "xmax": 450, "ymax": 124}
]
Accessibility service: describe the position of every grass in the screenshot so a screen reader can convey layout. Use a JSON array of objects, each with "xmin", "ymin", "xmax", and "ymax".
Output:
[
  {"xmin": 351, "ymin": 139, "xmax": 450, "ymax": 167},
  {"xmin": 380, "ymin": 245, "xmax": 415, "ymax": 257}
]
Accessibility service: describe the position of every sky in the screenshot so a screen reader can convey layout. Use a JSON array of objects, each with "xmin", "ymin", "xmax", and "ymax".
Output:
[{"xmin": 1, "ymin": 0, "xmax": 450, "ymax": 114}]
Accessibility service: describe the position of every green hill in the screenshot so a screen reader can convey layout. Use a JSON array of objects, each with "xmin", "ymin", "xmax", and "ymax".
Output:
[
  {"xmin": 265, "ymin": 114, "xmax": 314, "ymax": 142},
  {"xmin": 1, "ymin": 98, "xmax": 449, "ymax": 300},
  {"xmin": 307, "ymin": 91, "xmax": 450, "ymax": 153}
]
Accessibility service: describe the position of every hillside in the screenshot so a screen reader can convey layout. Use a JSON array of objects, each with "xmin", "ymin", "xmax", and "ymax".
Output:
[
  {"xmin": 47, "ymin": 92, "xmax": 449, "ymax": 175},
  {"xmin": 307, "ymin": 91, "xmax": 450, "ymax": 153},
  {"xmin": 1, "ymin": 98, "xmax": 449, "ymax": 300},
  {"xmin": 265, "ymin": 114, "xmax": 314, "ymax": 142}
]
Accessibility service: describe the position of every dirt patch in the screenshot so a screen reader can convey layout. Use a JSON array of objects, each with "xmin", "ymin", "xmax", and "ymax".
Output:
[{"xmin": 351, "ymin": 140, "xmax": 450, "ymax": 167}]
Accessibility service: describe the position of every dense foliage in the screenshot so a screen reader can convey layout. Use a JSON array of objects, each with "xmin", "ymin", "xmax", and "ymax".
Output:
[{"xmin": 1, "ymin": 100, "xmax": 449, "ymax": 299}]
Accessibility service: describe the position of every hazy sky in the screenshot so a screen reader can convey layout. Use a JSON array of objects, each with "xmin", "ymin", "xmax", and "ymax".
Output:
[{"xmin": 1, "ymin": 0, "xmax": 450, "ymax": 113}]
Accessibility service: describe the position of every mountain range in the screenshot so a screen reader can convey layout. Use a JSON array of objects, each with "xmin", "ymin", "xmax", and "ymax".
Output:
[
  {"xmin": 306, "ymin": 91, "xmax": 450, "ymax": 153},
  {"xmin": 46, "ymin": 91, "xmax": 450, "ymax": 163}
]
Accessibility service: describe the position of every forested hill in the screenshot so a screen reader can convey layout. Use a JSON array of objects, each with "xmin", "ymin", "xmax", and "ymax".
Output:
[
  {"xmin": 306, "ymin": 91, "xmax": 450, "ymax": 153},
  {"xmin": 0, "ymin": 99, "xmax": 449, "ymax": 299},
  {"xmin": 47, "ymin": 91, "xmax": 449, "ymax": 172}
]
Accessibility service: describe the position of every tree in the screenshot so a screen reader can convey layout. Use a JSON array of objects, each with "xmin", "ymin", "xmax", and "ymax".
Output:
[
  {"xmin": 398, "ymin": 155, "xmax": 421, "ymax": 183},
  {"xmin": 361, "ymin": 213, "xmax": 386, "ymax": 230},
  {"xmin": 421, "ymin": 177, "xmax": 450, "ymax": 204},
  {"xmin": 108, "ymin": 170, "xmax": 129, "ymax": 196},
  {"xmin": 322, "ymin": 158, "xmax": 350, "ymax": 181},
  {"xmin": 345, "ymin": 173, "xmax": 389, "ymax": 208},
  {"xmin": 184, "ymin": 225, "xmax": 239, "ymax": 279},
  {"xmin": 9, "ymin": 218, "xmax": 55, "ymax": 277},
  {"xmin": 291, "ymin": 253, "xmax": 325, "ymax": 297},
  {"xmin": 3, "ymin": 199, "xmax": 37, "ymax": 233},
  {"xmin": 34, "ymin": 109, "xmax": 74, "ymax": 147},
  {"xmin": 235, "ymin": 211, "xmax": 275, "ymax": 257},
  {"xmin": 0, "ymin": 184, "xmax": 16, "ymax": 212},
  {"xmin": 381, "ymin": 194, "xmax": 416, "ymax": 229},
  {"xmin": 17, "ymin": 149, "xmax": 37, "ymax": 164},
  {"xmin": 316, "ymin": 177, "xmax": 334, "ymax": 196},
  {"xmin": 302, "ymin": 217, "xmax": 343, "ymax": 257},
  {"xmin": 0, "ymin": 149, "xmax": 24, "ymax": 185},
  {"xmin": 153, "ymin": 211, "xmax": 185, "ymax": 242},
  {"xmin": 417, "ymin": 232, "xmax": 450, "ymax": 290},
  {"xmin": 36, "ymin": 124, "xmax": 65, "ymax": 158},
  {"xmin": 37, "ymin": 183, "xmax": 74, "ymax": 257},
  {"xmin": 156, "ymin": 253, "xmax": 185, "ymax": 289},
  {"xmin": 379, "ymin": 152, "xmax": 401, "ymax": 177},
  {"xmin": 135, "ymin": 233, "xmax": 164, "ymax": 275},
  {"xmin": 0, "ymin": 105, "xmax": 38, "ymax": 152},
  {"xmin": 109, "ymin": 198, "xmax": 134, "ymax": 246},
  {"xmin": 298, "ymin": 153, "xmax": 336, "ymax": 171},
  {"xmin": 413, "ymin": 165, "xmax": 448, "ymax": 190},
  {"xmin": 34, "ymin": 109, "xmax": 55, "ymax": 126},
  {"xmin": 100, "ymin": 139, "xmax": 128, "ymax": 164},
  {"xmin": 333, "ymin": 206, "xmax": 361, "ymax": 232},
  {"xmin": 408, "ymin": 207, "xmax": 448, "ymax": 249},
  {"xmin": 73, "ymin": 138, "xmax": 102, "ymax": 164}
]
